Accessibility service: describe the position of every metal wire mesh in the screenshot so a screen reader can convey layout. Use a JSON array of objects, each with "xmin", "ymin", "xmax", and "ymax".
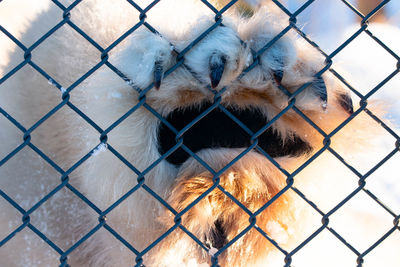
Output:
[{"xmin": 0, "ymin": 0, "xmax": 399, "ymax": 266}]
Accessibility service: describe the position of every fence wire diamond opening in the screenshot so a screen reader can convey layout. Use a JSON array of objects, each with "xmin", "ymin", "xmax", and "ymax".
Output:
[{"xmin": 0, "ymin": 0, "xmax": 399, "ymax": 266}]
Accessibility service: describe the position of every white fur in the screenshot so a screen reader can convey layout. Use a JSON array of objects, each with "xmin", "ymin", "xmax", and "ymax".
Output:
[{"xmin": 1, "ymin": 1, "xmax": 399, "ymax": 266}]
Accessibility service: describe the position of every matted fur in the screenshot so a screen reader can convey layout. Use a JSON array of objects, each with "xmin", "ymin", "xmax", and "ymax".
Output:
[{"xmin": 0, "ymin": 0, "xmax": 399, "ymax": 266}]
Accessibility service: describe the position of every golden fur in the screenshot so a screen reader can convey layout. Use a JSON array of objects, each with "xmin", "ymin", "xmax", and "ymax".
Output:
[{"xmin": 0, "ymin": 1, "xmax": 398, "ymax": 266}]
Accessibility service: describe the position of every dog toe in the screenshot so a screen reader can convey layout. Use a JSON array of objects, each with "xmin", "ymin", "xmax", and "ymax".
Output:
[
  {"xmin": 116, "ymin": 29, "xmax": 174, "ymax": 90},
  {"xmin": 184, "ymin": 24, "xmax": 249, "ymax": 91}
]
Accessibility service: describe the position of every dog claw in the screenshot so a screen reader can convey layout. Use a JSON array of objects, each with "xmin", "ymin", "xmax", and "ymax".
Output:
[
  {"xmin": 209, "ymin": 53, "xmax": 227, "ymax": 88},
  {"xmin": 272, "ymin": 69, "xmax": 284, "ymax": 85},
  {"xmin": 271, "ymin": 55, "xmax": 285, "ymax": 85},
  {"xmin": 313, "ymin": 76, "xmax": 328, "ymax": 110},
  {"xmin": 338, "ymin": 93, "xmax": 354, "ymax": 114},
  {"xmin": 154, "ymin": 60, "xmax": 164, "ymax": 90}
]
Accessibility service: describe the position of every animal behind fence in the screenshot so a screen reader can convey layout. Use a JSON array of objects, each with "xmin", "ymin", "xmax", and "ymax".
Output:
[{"xmin": 0, "ymin": 0, "xmax": 399, "ymax": 266}]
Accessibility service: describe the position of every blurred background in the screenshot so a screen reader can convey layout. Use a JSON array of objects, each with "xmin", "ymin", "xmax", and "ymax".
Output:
[{"xmin": 267, "ymin": 0, "xmax": 400, "ymax": 50}]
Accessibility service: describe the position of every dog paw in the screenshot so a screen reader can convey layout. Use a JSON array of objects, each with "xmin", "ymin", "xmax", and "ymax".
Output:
[
  {"xmin": 150, "ymin": 150, "xmax": 296, "ymax": 266},
  {"xmin": 117, "ymin": 29, "xmax": 174, "ymax": 90},
  {"xmin": 183, "ymin": 23, "xmax": 250, "ymax": 91}
]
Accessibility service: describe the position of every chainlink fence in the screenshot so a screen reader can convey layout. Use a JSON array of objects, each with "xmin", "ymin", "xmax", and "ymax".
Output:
[{"xmin": 0, "ymin": 0, "xmax": 399, "ymax": 266}]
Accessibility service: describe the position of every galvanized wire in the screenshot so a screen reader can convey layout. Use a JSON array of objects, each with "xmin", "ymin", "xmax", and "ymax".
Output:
[{"xmin": 0, "ymin": 0, "xmax": 399, "ymax": 266}]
